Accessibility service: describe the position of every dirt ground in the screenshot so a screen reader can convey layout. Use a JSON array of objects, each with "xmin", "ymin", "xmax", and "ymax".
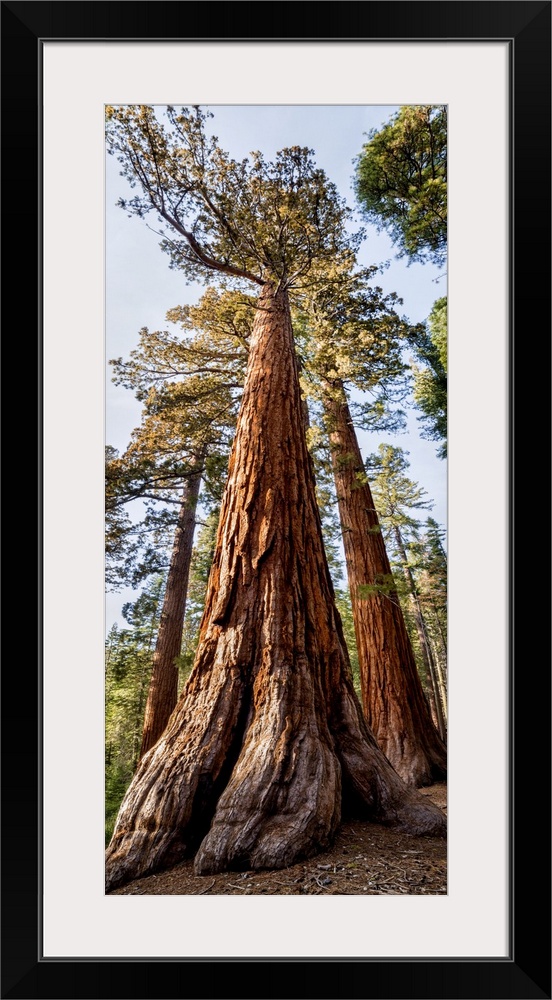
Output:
[{"xmin": 109, "ymin": 782, "xmax": 446, "ymax": 896}]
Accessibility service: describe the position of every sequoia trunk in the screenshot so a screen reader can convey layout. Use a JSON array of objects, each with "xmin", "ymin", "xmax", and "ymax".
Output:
[
  {"xmin": 324, "ymin": 386, "xmax": 447, "ymax": 787},
  {"xmin": 139, "ymin": 464, "xmax": 203, "ymax": 758},
  {"xmin": 106, "ymin": 285, "xmax": 445, "ymax": 891}
]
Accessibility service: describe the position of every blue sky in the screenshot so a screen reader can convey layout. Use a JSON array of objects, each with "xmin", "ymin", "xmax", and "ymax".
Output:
[{"xmin": 105, "ymin": 104, "xmax": 447, "ymax": 628}]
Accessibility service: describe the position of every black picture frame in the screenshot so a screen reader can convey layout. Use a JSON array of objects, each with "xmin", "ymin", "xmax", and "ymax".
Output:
[{"xmin": 2, "ymin": 2, "xmax": 550, "ymax": 998}]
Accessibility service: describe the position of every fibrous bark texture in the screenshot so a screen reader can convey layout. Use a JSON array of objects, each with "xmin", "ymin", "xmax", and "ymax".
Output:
[
  {"xmin": 139, "ymin": 467, "xmax": 202, "ymax": 758},
  {"xmin": 106, "ymin": 285, "xmax": 445, "ymax": 892},
  {"xmin": 325, "ymin": 388, "xmax": 447, "ymax": 787}
]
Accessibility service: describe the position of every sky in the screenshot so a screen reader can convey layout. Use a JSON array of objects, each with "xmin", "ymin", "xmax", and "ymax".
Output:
[{"xmin": 105, "ymin": 104, "xmax": 447, "ymax": 629}]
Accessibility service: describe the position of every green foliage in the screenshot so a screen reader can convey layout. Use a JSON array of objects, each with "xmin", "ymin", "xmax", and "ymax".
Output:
[
  {"xmin": 357, "ymin": 573, "xmax": 398, "ymax": 598},
  {"xmin": 428, "ymin": 297, "xmax": 447, "ymax": 370},
  {"xmin": 106, "ymin": 105, "xmax": 360, "ymax": 289},
  {"xmin": 354, "ymin": 106, "xmax": 447, "ymax": 266},
  {"xmin": 365, "ymin": 447, "xmax": 447, "ymax": 688},
  {"xmin": 105, "ymin": 446, "xmax": 178, "ymax": 590},
  {"xmin": 365, "ymin": 443, "xmax": 433, "ymax": 550},
  {"xmin": 409, "ymin": 297, "xmax": 447, "ymax": 457},
  {"xmin": 106, "ymin": 288, "xmax": 251, "ymax": 592},
  {"xmin": 105, "ymin": 578, "xmax": 164, "ymax": 842},
  {"xmin": 385, "ymin": 553, "xmax": 434, "ymax": 694},
  {"xmin": 295, "ymin": 258, "xmax": 413, "ymax": 434},
  {"xmin": 306, "ymin": 423, "xmax": 345, "ymax": 588},
  {"xmin": 409, "ymin": 516, "xmax": 448, "ymax": 649},
  {"xmin": 334, "ymin": 588, "xmax": 361, "ymax": 698},
  {"xmin": 112, "ymin": 288, "xmax": 252, "ymax": 405},
  {"xmin": 166, "ymin": 286, "xmax": 255, "ymax": 356},
  {"xmin": 178, "ymin": 509, "xmax": 220, "ymax": 685},
  {"xmin": 105, "ymin": 763, "xmax": 131, "ymax": 849}
]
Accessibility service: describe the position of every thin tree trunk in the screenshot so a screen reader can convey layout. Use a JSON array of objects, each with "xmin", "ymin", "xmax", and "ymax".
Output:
[
  {"xmin": 133, "ymin": 587, "xmax": 164, "ymax": 765},
  {"xmin": 323, "ymin": 385, "xmax": 447, "ymax": 787},
  {"xmin": 432, "ymin": 641, "xmax": 448, "ymax": 728},
  {"xmin": 419, "ymin": 592, "xmax": 448, "ymax": 724},
  {"xmin": 394, "ymin": 526, "xmax": 447, "ymax": 742},
  {"xmin": 427, "ymin": 594, "xmax": 447, "ymax": 655},
  {"xmin": 395, "ymin": 592, "xmax": 441, "ymax": 734},
  {"xmin": 139, "ymin": 463, "xmax": 203, "ymax": 758},
  {"xmin": 418, "ymin": 589, "xmax": 448, "ymax": 715},
  {"xmin": 423, "ymin": 666, "xmax": 441, "ymax": 733},
  {"xmin": 106, "ymin": 284, "xmax": 445, "ymax": 892}
]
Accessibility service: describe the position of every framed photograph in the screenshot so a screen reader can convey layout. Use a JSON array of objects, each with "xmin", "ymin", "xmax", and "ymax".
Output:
[{"xmin": 3, "ymin": 2, "xmax": 550, "ymax": 998}]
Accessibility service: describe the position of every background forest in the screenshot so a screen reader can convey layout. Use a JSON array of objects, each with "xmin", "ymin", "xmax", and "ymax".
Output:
[{"xmin": 104, "ymin": 104, "xmax": 448, "ymax": 880}]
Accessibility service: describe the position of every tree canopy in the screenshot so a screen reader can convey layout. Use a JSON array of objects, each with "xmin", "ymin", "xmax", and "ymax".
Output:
[
  {"xmin": 295, "ymin": 258, "xmax": 415, "ymax": 435},
  {"xmin": 106, "ymin": 105, "xmax": 360, "ymax": 289},
  {"xmin": 354, "ymin": 105, "xmax": 447, "ymax": 267},
  {"xmin": 365, "ymin": 443, "xmax": 434, "ymax": 544},
  {"xmin": 105, "ymin": 287, "xmax": 253, "ymax": 590},
  {"xmin": 409, "ymin": 296, "xmax": 447, "ymax": 458}
]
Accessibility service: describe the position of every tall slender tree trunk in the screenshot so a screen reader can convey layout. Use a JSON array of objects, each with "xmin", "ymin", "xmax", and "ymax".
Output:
[
  {"xmin": 427, "ymin": 595, "xmax": 447, "ymax": 655},
  {"xmin": 106, "ymin": 284, "xmax": 445, "ymax": 892},
  {"xmin": 420, "ymin": 662, "xmax": 441, "ymax": 735},
  {"xmin": 394, "ymin": 592, "xmax": 441, "ymax": 734},
  {"xmin": 419, "ymin": 587, "xmax": 448, "ymax": 715},
  {"xmin": 393, "ymin": 526, "xmax": 447, "ymax": 742},
  {"xmin": 132, "ymin": 586, "xmax": 164, "ymax": 765},
  {"xmin": 432, "ymin": 641, "xmax": 448, "ymax": 729},
  {"xmin": 419, "ymin": 592, "xmax": 448, "ymax": 727},
  {"xmin": 323, "ymin": 384, "xmax": 447, "ymax": 787},
  {"xmin": 139, "ymin": 463, "xmax": 203, "ymax": 758}
]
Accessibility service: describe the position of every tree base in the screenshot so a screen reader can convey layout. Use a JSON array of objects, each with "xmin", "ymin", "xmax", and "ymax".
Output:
[{"xmin": 105, "ymin": 666, "xmax": 446, "ymax": 891}]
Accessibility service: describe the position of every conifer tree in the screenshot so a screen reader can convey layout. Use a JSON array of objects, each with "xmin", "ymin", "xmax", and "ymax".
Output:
[
  {"xmin": 409, "ymin": 297, "xmax": 447, "ymax": 458},
  {"xmin": 354, "ymin": 105, "xmax": 447, "ymax": 267}
]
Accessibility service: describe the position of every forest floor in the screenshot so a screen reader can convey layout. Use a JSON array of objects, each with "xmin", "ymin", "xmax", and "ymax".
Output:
[{"xmin": 109, "ymin": 782, "xmax": 447, "ymax": 896}]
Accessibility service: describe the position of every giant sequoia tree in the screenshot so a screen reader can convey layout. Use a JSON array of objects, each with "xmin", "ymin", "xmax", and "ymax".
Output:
[
  {"xmin": 324, "ymin": 391, "xmax": 446, "ymax": 787},
  {"xmin": 298, "ymin": 266, "xmax": 446, "ymax": 785},
  {"xmin": 105, "ymin": 106, "xmax": 445, "ymax": 890}
]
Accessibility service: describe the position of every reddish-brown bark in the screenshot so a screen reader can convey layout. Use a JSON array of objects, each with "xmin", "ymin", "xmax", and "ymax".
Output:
[
  {"xmin": 324, "ymin": 386, "xmax": 447, "ymax": 787},
  {"xmin": 139, "ymin": 465, "xmax": 203, "ymax": 759},
  {"xmin": 105, "ymin": 285, "xmax": 445, "ymax": 892}
]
